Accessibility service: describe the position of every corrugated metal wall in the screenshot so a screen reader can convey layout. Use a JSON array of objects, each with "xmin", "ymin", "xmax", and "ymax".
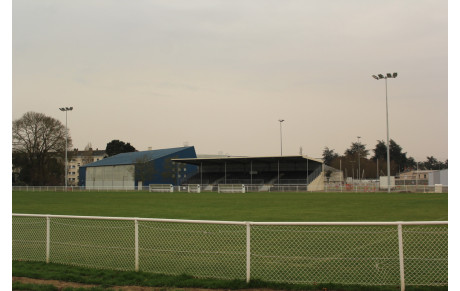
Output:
[
  {"xmin": 86, "ymin": 165, "xmax": 135, "ymax": 189},
  {"xmin": 80, "ymin": 147, "xmax": 198, "ymax": 188},
  {"xmin": 429, "ymin": 169, "xmax": 448, "ymax": 186}
]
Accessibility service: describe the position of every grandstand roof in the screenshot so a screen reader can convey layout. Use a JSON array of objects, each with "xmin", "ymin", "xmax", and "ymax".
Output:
[
  {"xmin": 81, "ymin": 146, "xmax": 195, "ymax": 167},
  {"xmin": 173, "ymin": 155, "xmax": 323, "ymax": 165}
]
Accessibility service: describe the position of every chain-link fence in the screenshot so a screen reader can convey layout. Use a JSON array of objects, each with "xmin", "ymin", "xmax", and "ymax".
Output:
[{"xmin": 12, "ymin": 214, "xmax": 447, "ymax": 289}]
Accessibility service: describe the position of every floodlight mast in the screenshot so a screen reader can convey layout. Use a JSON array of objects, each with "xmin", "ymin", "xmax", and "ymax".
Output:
[
  {"xmin": 59, "ymin": 107, "xmax": 73, "ymax": 190},
  {"xmin": 357, "ymin": 136, "xmax": 361, "ymax": 181},
  {"xmin": 371, "ymin": 73, "xmax": 397, "ymax": 193},
  {"xmin": 279, "ymin": 119, "xmax": 285, "ymax": 156}
]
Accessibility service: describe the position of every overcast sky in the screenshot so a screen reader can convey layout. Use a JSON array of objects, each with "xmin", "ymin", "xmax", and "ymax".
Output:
[{"xmin": 11, "ymin": 0, "xmax": 449, "ymax": 162}]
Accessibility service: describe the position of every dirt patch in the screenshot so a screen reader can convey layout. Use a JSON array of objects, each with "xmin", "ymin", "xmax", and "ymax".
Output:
[{"xmin": 13, "ymin": 276, "xmax": 278, "ymax": 291}]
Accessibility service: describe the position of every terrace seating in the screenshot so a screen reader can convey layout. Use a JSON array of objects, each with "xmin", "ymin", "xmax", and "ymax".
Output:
[{"xmin": 183, "ymin": 171, "xmax": 318, "ymax": 185}]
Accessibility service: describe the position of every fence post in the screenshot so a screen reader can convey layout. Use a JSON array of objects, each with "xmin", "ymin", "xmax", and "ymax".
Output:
[
  {"xmin": 135, "ymin": 219, "xmax": 139, "ymax": 272},
  {"xmin": 397, "ymin": 224, "xmax": 406, "ymax": 291},
  {"xmin": 246, "ymin": 222, "xmax": 251, "ymax": 283},
  {"xmin": 46, "ymin": 216, "xmax": 50, "ymax": 263}
]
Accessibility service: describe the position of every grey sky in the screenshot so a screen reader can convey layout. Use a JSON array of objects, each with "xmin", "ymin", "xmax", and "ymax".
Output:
[{"xmin": 12, "ymin": 0, "xmax": 448, "ymax": 161}]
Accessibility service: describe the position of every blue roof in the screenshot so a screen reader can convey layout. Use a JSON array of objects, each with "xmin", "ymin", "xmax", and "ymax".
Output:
[{"xmin": 81, "ymin": 146, "xmax": 195, "ymax": 167}]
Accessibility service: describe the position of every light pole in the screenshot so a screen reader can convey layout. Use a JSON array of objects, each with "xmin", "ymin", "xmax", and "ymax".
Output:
[
  {"xmin": 59, "ymin": 107, "xmax": 73, "ymax": 190},
  {"xmin": 372, "ymin": 72, "xmax": 397, "ymax": 193},
  {"xmin": 357, "ymin": 136, "xmax": 361, "ymax": 181},
  {"xmin": 278, "ymin": 119, "xmax": 284, "ymax": 156}
]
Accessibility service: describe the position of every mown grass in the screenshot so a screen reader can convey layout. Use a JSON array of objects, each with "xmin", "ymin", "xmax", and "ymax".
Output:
[
  {"xmin": 12, "ymin": 191, "xmax": 448, "ymax": 222},
  {"xmin": 12, "ymin": 261, "xmax": 447, "ymax": 291},
  {"xmin": 12, "ymin": 191, "xmax": 448, "ymax": 289},
  {"xmin": 12, "ymin": 281, "xmax": 110, "ymax": 291},
  {"xmin": 12, "ymin": 282, "xmax": 59, "ymax": 291}
]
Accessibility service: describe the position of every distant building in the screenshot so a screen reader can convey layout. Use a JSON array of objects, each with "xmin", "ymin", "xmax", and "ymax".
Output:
[
  {"xmin": 79, "ymin": 146, "xmax": 198, "ymax": 189},
  {"xmin": 68, "ymin": 148, "xmax": 107, "ymax": 186},
  {"xmin": 398, "ymin": 170, "xmax": 432, "ymax": 180},
  {"xmin": 396, "ymin": 170, "xmax": 431, "ymax": 185}
]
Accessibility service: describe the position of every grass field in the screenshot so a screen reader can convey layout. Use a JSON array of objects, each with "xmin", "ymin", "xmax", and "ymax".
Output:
[
  {"xmin": 12, "ymin": 191, "xmax": 448, "ymax": 288},
  {"xmin": 12, "ymin": 191, "xmax": 448, "ymax": 221}
]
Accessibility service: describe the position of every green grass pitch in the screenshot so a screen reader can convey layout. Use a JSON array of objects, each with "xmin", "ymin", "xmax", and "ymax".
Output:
[
  {"xmin": 12, "ymin": 191, "xmax": 447, "ymax": 221},
  {"xmin": 12, "ymin": 191, "xmax": 448, "ymax": 286}
]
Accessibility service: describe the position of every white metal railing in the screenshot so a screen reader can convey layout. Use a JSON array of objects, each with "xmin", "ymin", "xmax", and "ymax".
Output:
[
  {"xmin": 13, "ymin": 184, "xmax": 448, "ymax": 193},
  {"xmin": 225, "ymin": 179, "xmax": 265, "ymax": 185},
  {"xmin": 323, "ymin": 183, "xmax": 447, "ymax": 193},
  {"xmin": 12, "ymin": 214, "xmax": 447, "ymax": 289}
]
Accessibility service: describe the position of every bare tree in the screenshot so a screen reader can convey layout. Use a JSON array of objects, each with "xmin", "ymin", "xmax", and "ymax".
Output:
[
  {"xmin": 12, "ymin": 111, "xmax": 72, "ymax": 185},
  {"xmin": 131, "ymin": 154, "xmax": 156, "ymax": 186}
]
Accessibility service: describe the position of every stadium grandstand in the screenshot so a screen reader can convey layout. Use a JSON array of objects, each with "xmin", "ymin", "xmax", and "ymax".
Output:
[{"xmin": 174, "ymin": 155, "xmax": 325, "ymax": 191}]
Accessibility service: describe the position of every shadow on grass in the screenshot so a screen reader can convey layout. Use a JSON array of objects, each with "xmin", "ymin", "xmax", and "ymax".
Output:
[{"xmin": 13, "ymin": 260, "xmax": 447, "ymax": 291}]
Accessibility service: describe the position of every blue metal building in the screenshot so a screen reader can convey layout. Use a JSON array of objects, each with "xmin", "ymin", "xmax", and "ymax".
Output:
[{"xmin": 79, "ymin": 146, "xmax": 197, "ymax": 189}]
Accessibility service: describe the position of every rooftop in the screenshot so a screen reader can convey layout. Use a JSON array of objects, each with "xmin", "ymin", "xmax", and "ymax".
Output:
[
  {"xmin": 81, "ymin": 146, "xmax": 195, "ymax": 167},
  {"xmin": 173, "ymin": 155, "xmax": 323, "ymax": 166}
]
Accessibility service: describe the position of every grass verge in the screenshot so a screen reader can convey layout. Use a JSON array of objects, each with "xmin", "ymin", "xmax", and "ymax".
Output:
[
  {"xmin": 13, "ymin": 281, "xmax": 114, "ymax": 291},
  {"xmin": 13, "ymin": 282, "xmax": 58, "ymax": 291},
  {"xmin": 13, "ymin": 261, "xmax": 447, "ymax": 291}
]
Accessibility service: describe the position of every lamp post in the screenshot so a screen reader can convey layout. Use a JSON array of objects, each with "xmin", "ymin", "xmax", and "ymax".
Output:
[
  {"xmin": 357, "ymin": 136, "xmax": 361, "ymax": 181},
  {"xmin": 372, "ymin": 72, "xmax": 397, "ymax": 193},
  {"xmin": 59, "ymin": 107, "xmax": 73, "ymax": 190},
  {"xmin": 278, "ymin": 119, "xmax": 284, "ymax": 156}
]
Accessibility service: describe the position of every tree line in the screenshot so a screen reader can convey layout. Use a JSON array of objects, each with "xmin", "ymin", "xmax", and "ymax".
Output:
[
  {"xmin": 13, "ymin": 111, "xmax": 138, "ymax": 186},
  {"xmin": 12, "ymin": 111, "xmax": 448, "ymax": 185},
  {"xmin": 322, "ymin": 140, "xmax": 448, "ymax": 180}
]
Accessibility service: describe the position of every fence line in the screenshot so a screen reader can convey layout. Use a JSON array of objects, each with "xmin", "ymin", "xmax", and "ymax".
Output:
[
  {"xmin": 12, "ymin": 214, "xmax": 447, "ymax": 290},
  {"xmin": 12, "ymin": 184, "xmax": 448, "ymax": 193}
]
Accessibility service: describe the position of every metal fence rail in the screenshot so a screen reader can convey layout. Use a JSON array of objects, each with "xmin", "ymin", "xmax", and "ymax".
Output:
[
  {"xmin": 12, "ymin": 184, "xmax": 448, "ymax": 193},
  {"xmin": 12, "ymin": 214, "xmax": 447, "ymax": 290},
  {"xmin": 324, "ymin": 183, "xmax": 447, "ymax": 193}
]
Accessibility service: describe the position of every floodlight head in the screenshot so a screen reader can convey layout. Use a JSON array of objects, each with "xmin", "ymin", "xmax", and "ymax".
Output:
[
  {"xmin": 378, "ymin": 74, "xmax": 385, "ymax": 79},
  {"xmin": 60, "ymin": 107, "xmax": 73, "ymax": 111},
  {"xmin": 372, "ymin": 75, "xmax": 379, "ymax": 80},
  {"xmin": 387, "ymin": 73, "xmax": 392, "ymax": 78},
  {"xmin": 393, "ymin": 72, "xmax": 398, "ymax": 78},
  {"xmin": 279, "ymin": 119, "xmax": 284, "ymax": 123}
]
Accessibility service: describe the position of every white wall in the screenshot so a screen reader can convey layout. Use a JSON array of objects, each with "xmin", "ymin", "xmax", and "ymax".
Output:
[
  {"xmin": 86, "ymin": 165, "xmax": 135, "ymax": 189},
  {"xmin": 429, "ymin": 169, "xmax": 448, "ymax": 186},
  {"xmin": 379, "ymin": 176, "xmax": 395, "ymax": 189}
]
